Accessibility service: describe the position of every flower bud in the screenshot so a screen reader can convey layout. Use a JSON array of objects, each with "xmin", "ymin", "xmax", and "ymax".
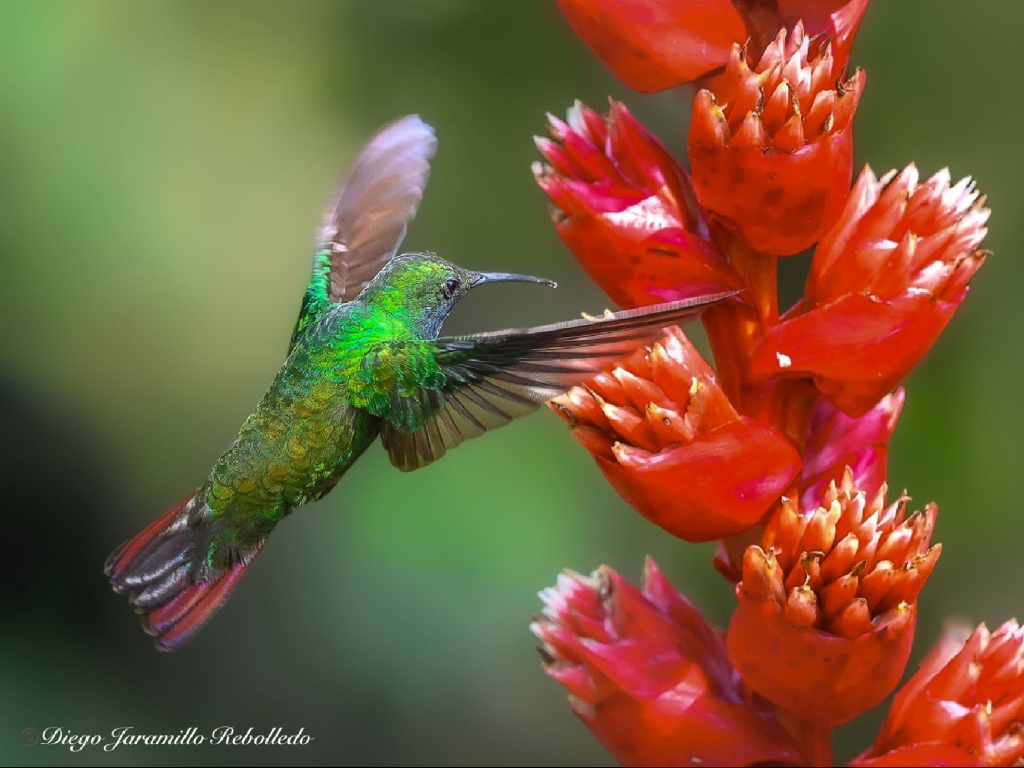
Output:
[
  {"xmin": 533, "ymin": 559, "xmax": 805, "ymax": 766},
  {"xmin": 689, "ymin": 25, "xmax": 865, "ymax": 256},
  {"xmin": 728, "ymin": 470, "xmax": 940, "ymax": 727},
  {"xmin": 551, "ymin": 328, "xmax": 800, "ymax": 542},
  {"xmin": 853, "ymin": 620, "xmax": 1024, "ymax": 767},
  {"xmin": 535, "ymin": 100, "xmax": 740, "ymax": 310},
  {"xmin": 751, "ymin": 165, "xmax": 989, "ymax": 415}
]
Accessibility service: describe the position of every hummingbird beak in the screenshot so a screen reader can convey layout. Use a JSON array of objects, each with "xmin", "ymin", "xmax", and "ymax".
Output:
[{"xmin": 471, "ymin": 271, "xmax": 558, "ymax": 289}]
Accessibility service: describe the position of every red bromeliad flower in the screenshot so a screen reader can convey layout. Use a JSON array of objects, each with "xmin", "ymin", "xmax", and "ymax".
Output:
[
  {"xmin": 549, "ymin": 327, "xmax": 800, "ymax": 542},
  {"xmin": 531, "ymin": 3, "xmax": 1006, "ymax": 765},
  {"xmin": 689, "ymin": 25, "xmax": 865, "ymax": 257},
  {"xmin": 557, "ymin": 0, "xmax": 869, "ymax": 92},
  {"xmin": 727, "ymin": 470, "xmax": 940, "ymax": 727},
  {"xmin": 534, "ymin": 100, "xmax": 742, "ymax": 310},
  {"xmin": 853, "ymin": 620, "xmax": 1024, "ymax": 766},
  {"xmin": 750, "ymin": 165, "xmax": 990, "ymax": 416},
  {"xmin": 532, "ymin": 559, "xmax": 806, "ymax": 767}
]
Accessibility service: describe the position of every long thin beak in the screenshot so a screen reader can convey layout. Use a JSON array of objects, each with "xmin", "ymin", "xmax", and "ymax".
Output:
[{"xmin": 471, "ymin": 271, "xmax": 558, "ymax": 289}]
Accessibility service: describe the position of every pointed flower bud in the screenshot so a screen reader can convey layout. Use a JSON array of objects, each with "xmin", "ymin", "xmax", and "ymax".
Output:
[
  {"xmin": 778, "ymin": 0, "xmax": 870, "ymax": 74},
  {"xmin": 550, "ymin": 328, "xmax": 800, "ymax": 542},
  {"xmin": 751, "ymin": 165, "xmax": 990, "ymax": 415},
  {"xmin": 556, "ymin": 0, "xmax": 749, "ymax": 92},
  {"xmin": 689, "ymin": 24, "xmax": 865, "ymax": 257},
  {"xmin": 727, "ymin": 469, "xmax": 941, "ymax": 727},
  {"xmin": 534, "ymin": 100, "xmax": 740, "ymax": 310},
  {"xmin": 853, "ymin": 620, "xmax": 1024, "ymax": 767},
  {"xmin": 800, "ymin": 388, "xmax": 904, "ymax": 510},
  {"xmin": 532, "ymin": 559, "xmax": 805, "ymax": 767}
]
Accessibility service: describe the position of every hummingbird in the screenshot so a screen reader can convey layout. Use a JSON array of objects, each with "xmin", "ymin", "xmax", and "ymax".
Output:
[{"xmin": 105, "ymin": 115, "xmax": 730, "ymax": 650}]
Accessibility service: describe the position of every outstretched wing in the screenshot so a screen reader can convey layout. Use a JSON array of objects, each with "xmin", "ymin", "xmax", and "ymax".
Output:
[
  {"xmin": 291, "ymin": 116, "xmax": 437, "ymax": 348},
  {"xmin": 378, "ymin": 292, "xmax": 734, "ymax": 471}
]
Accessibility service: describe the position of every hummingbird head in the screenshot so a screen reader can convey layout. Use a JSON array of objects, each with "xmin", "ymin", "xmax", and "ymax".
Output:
[{"xmin": 360, "ymin": 252, "xmax": 556, "ymax": 338}]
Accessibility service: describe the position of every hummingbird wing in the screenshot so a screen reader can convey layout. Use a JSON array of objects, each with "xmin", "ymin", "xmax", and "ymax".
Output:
[
  {"xmin": 291, "ymin": 116, "xmax": 437, "ymax": 348},
  {"xmin": 377, "ymin": 293, "xmax": 733, "ymax": 471},
  {"xmin": 318, "ymin": 115, "xmax": 437, "ymax": 303}
]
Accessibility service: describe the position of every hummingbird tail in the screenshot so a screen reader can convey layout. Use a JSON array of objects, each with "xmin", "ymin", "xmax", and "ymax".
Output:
[{"xmin": 104, "ymin": 494, "xmax": 256, "ymax": 651}]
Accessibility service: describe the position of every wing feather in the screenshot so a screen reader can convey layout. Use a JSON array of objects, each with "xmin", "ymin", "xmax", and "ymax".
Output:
[
  {"xmin": 379, "ymin": 292, "xmax": 735, "ymax": 471},
  {"xmin": 316, "ymin": 115, "xmax": 437, "ymax": 305}
]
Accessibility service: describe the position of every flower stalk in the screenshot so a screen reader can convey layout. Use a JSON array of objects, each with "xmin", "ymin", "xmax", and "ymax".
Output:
[{"xmin": 531, "ymin": 2, "xmax": 1002, "ymax": 765}]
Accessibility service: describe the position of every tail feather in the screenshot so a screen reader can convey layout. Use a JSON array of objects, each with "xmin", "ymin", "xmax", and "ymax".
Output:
[
  {"xmin": 105, "ymin": 500, "xmax": 188, "ymax": 583},
  {"xmin": 105, "ymin": 494, "xmax": 257, "ymax": 651},
  {"xmin": 148, "ymin": 564, "xmax": 248, "ymax": 648}
]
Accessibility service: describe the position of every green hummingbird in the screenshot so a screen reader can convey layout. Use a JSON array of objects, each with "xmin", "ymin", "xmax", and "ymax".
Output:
[{"xmin": 105, "ymin": 115, "xmax": 730, "ymax": 650}]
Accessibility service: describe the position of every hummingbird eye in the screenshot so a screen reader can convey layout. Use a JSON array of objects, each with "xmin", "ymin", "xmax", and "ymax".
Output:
[{"xmin": 441, "ymin": 278, "xmax": 460, "ymax": 299}]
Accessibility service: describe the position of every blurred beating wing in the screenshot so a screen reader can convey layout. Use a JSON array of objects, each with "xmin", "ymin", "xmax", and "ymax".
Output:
[
  {"xmin": 379, "ymin": 292, "xmax": 735, "ymax": 471},
  {"xmin": 317, "ymin": 115, "xmax": 437, "ymax": 304}
]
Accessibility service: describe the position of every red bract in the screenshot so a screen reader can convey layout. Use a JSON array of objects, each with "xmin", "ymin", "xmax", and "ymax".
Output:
[
  {"xmin": 689, "ymin": 25, "xmax": 865, "ymax": 257},
  {"xmin": 717, "ymin": 388, "xmax": 906, "ymax": 581},
  {"xmin": 549, "ymin": 327, "xmax": 800, "ymax": 542},
  {"xmin": 557, "ymin": 0, "xmax": 870, "ymax": 92},
  {"xmin": 751, "ymin": 165, "xmax": 989, "ymax": 415},
  {"xmin": 727, "ymin": 470, "xmax": 940, "ymax": 727},
  {"xmin": 799, "ymin": 388, "xmax": 903, "ymax": 510},
  {"xmin": 532, "ymin": 559, "xmax": 805, "ymax": 767},
  {"xmin": 557, "ymin": 0, "xmax": 748, "ymax": 92},
  {"xmin": 853, "ymin": 620, "xmax": 1024, "ymax": 767},
  {"xmin": 534, "ymin": 100, "xmax": 740, "ymax": 310}
]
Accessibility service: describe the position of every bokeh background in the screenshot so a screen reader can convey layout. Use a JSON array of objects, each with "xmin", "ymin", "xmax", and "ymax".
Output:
[{"xmin": 1, "ymin": 1, "xmax": 1021, "ymax": 765}]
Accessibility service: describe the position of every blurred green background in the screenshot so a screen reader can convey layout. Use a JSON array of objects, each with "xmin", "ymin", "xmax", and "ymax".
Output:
[{"xmin": 1, "ymin": 1, "xmax": 1021, "ymax": 765}]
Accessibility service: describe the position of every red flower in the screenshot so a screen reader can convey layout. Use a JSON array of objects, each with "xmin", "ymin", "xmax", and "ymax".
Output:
[
  {"xmin": 534, "ymin": 0, "xmax": 1000, "ymax": 761},
  {"xmin": 853, "ymin": 620, "xmax": 1024, "ymax": 767},
  {"xmin": 534, "ymin": 100, "xmax": 741, "ymax": 310},
  {"xmin": 689, "ymin": 25, "xmax": 865, "ymax": 257},
  {"xmin": 751, "ymin": 165, "xmax": 989, "ymax": 416},
  {"xmin": 550, "ymin": 328, "xmax": 801, "ymax": 542},
  {"xmin": 799, "ymin": 388, "xmax": 904, "ymax": 510},
  {"xmin": 532, "ymin": 559, "xmax": 805, "ymax": 767},
  {"xmin": 727, "ymin": 470, "xmax": 940, "ymax": 727},
  {"xmin": 557, "ymin": 0, "xmax": 870, "ymax": 92},
  {"xmin": 557, "ymin": 0, "xmax": 748, "ymax": 92}
]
